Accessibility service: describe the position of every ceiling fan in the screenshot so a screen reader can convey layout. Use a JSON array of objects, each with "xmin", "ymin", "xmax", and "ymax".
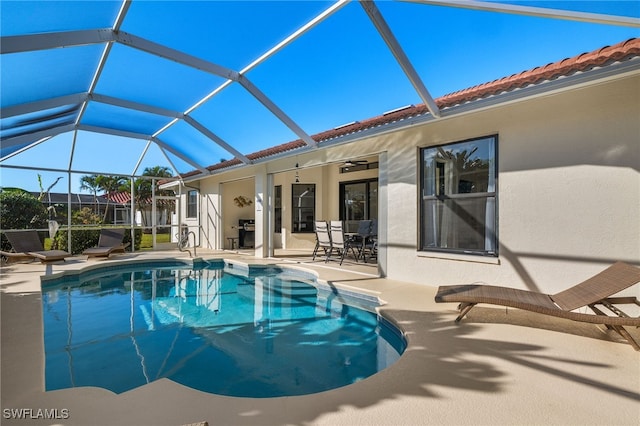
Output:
[{"xmin": 341, "ymin": 159, "xmax": 368, "ymax": 167}]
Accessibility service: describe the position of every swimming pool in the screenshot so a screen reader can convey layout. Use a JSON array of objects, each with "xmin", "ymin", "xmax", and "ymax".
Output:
[{"xmin": 41, "ymin": 260, "xmax": 405, "ymax": 397}]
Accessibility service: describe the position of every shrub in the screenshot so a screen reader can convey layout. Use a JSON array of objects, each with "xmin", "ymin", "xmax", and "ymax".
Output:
[
  {"xmin": 53, "ymin": 228, "xmax": 142, "ymax": 254},
  {"xmin": 72, "ymin": 207, "xmax": 103, "ymax": 225},
  {"xmin": 53, "ymin": 229, "xmax": 100, "ymax": 253},
  {"xmin": 0, "ymin": 191, "xmax": 48, "ymax": 252},
  {"xmin": 0, "ymin": 191, "xmax": 48, "ymax": 229}
]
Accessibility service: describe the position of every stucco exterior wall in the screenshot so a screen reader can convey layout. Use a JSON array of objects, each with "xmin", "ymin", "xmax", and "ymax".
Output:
[
  {"xmin": 383, "ymin": 75, "xmax": 639, "ymax": 293},
  {"xmin": 192, "ymin": 73, "xmax": 639, "ymax": 294}
]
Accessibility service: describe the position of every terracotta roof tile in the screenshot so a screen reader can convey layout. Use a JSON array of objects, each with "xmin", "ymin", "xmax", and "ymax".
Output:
[
  {"xmin": 198, "ymin": 38, "xmax": 640, "ymax": 174},
  {"xmin": 107, "ymin": 192, "xmax": 131, "ymax": 204},
  {"xmin": 105, "ymin": 192, "xmax": 167, "ymax": 205}
]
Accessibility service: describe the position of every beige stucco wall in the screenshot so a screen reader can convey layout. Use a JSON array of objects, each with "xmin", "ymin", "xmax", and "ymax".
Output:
[
  {"xmin": 382, "ymin": 74, "xmax": 640, "ymax": 293},
  {"xmin": 192, "ymin": 73, "xmax": 639, "ymax": 294}
]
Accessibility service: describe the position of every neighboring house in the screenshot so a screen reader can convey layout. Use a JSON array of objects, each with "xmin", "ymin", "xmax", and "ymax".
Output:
[
  {"xmin": 172, "ymin": 38, "xmax": 639, "ymax": 295},
  {"xmin": 103, "ymin": 192, "xmax": 133, "ymax": 226},
  {"xmin": 32, "ymin": 191, "xmax": 174, "ymax": 229},
  {"xmin": 33, "ymin": 192, "xmax": 116, "ymax": 223},
  {"xmin": 106, "ymin": 192, "xmax": 174, "ymax": 229}
]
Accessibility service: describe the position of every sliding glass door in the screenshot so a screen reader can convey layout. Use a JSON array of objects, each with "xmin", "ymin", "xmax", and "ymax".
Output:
[{"xmin": 340, "ymin": 179, "xmax": 378, "ymax": 228}]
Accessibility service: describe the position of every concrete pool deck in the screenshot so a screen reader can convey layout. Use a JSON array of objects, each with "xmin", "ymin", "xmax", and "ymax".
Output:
[{"xmin": 1, "ymin": 250, "xmax": 639, "ymax": 426}]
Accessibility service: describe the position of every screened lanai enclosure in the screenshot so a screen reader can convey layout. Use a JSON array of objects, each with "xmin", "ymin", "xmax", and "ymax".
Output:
[{"xmin": 1, "ymin": 0, "xmax": 638, "ymax": 254}]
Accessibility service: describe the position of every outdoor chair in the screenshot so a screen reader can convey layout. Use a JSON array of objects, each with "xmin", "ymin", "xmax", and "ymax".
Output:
[
  {"xmin": 355, "ymin": 219, "xmax": 380, "ymax": 262},
  {"xmin": 312, "ymin": 221, "xmax": 332, "ymax": 261},
  {"xmin": 435, "ymin": 261, "xmax": 640, "ymax": 350},
  {"xmin": 3, "ymin": 230, "xmax": 71, "ymax": 263},
  {"xmin": 83, "ymin": 228, "xmax": 130, "ymax": 258},
  {"xmin": 0, "ymin": 249, "xmax": 35, "ymax": 264},
  {"xmin": 368, "ymin": 219, "xmax": 378, "ymax": 261},
  {"xmin": 328, "ymin": 220, "xmax": 359, "ymax": 265}
]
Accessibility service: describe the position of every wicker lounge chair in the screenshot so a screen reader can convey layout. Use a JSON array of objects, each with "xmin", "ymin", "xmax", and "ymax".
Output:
[
  {"xmin": 82, "ymin": 228, "xmax": 130, "ymax": 258},
  {"xmin": 3, "ymin": 230, "xmax": 71, "ymax": 263},
  {"xmin": 435, "ymin": 262, "xmax": 640, "ymax": 350}
]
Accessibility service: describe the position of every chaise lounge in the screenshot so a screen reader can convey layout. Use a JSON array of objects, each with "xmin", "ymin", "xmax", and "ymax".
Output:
[
  {"xmin": 82, "ymin": 228, "xmax": 130, "ymax": 258},
  {"xmin": 435, "ymin": 262, "xmax": 640, "ymax": 350},
  {"xmin": 2, "ymin": 230, "xmax": 72, "ymax": 263},
  {"xmin": 0, "ymin": 250, "xmax": 35, "ymax": 264}
]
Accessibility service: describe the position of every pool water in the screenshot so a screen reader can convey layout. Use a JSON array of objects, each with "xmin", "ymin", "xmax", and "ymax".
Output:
[{"xmin": 41, "ymin": 260, "xmax": 405, "ymax": 397}]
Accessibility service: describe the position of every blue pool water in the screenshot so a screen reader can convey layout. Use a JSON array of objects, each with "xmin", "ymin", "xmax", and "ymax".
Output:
[{"xmin": 41, "ymin": 260, "xmax": 405, "ymax": 397}]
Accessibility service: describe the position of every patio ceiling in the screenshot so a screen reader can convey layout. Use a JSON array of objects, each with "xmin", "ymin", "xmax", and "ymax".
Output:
[{"xmin": 1, "ymin": 0, "xmax": 639, "ymax": 181}]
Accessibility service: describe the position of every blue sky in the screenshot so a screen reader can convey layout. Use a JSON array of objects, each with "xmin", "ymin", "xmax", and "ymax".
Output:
[{"xmin": 1, "ymin": 0, "xmax": 639, "ymax": 194}]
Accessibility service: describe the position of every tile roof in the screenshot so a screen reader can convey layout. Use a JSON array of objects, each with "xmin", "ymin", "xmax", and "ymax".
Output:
[
  {"xmin": 438, "ymin": 37, "xmax": 640, "ymax": 108},
  {"xmin": 106, "ymin": 192, "xmax": 132, "ymax": 205},
  {"xmin": 106, "ymin": 191, "xmax": 174, "ymax": 206},
  {"xmin": 188, "ymin": 37, "xmax": 640, "ymax": 178}
]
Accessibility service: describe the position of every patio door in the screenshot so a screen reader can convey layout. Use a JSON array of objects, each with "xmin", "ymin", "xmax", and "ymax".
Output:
[{"xmin": 339, "ymin": 179, "xmax": 378, "ymax": 232}]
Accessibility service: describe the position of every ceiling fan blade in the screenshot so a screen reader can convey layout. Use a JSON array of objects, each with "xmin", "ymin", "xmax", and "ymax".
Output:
[{"xmin": 343, "ymin": 159, "xmax": 367, "ymax": 167}]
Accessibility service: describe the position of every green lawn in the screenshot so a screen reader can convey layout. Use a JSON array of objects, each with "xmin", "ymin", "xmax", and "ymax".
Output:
[
  {"xmin": 140, "ymin": 232, "xmax": 171, "ymax": 248},
  {"xmin": 44, "ymin": 232, "xmax": 172, "ymax": 251}
]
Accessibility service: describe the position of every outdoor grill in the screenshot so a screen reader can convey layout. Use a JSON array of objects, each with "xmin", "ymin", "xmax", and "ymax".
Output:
[{"xmin": 238, "ymin": 219, "xmax": 255, "ymax": 248}]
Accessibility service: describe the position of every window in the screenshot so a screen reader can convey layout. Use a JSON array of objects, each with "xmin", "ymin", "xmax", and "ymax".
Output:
[
  {"xmin": 274, "ymin": 185, "xmax": 282, "ymax": 233},
  {"xmin": 187, "ymin": 190, "xmax": 198, "ymax": 218},
  {"xmin": 292, "ymin": 184, "xmax": 315, "ymax": 233},
  {"xmin": 420, "ymin": 135, "xmax": 497, "ymax": 256}
]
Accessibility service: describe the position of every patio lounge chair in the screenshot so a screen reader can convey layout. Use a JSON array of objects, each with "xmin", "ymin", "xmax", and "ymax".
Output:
[
  {"xmin": 435, "ymin": 262, "xmax": 640, "ymax": 350},
  {"xmin": 3, "ymin": 230, "xmax": 71, "ymax": 263},
  {"xmin": 83, "ymin": 228, "xmax": 130, "ymax": 258},
  {"xmin": 0, "ymin": 250, "xmax": 36, "ymax": 264}
]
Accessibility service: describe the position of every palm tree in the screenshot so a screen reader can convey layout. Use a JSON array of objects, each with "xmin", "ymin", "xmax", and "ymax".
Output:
[
  {"xmin": 127, "ymin": 166, "xmax": 174, "ymax": 227},
  {"xmin": 79, "ymin": 174, "xmax": 101, "ymax": 214},
  {"xmin": 96, "ymin": 175, "xmax": 128, "ymax": 223}
]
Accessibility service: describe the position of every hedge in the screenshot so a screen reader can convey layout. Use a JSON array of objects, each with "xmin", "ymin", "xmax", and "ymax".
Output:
[
  {"xmin": 0, "ymin": 191, "xmax": 48, "ymax": 252},
  {"xmin": 53, "ymin": 228, "xmax": 142, "ymax": 255}
]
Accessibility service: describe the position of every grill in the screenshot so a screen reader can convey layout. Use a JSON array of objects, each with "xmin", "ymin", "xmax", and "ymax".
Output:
[{"xmin": 238, "ymin": 219, "xmax": 255, "ymax": 248}]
